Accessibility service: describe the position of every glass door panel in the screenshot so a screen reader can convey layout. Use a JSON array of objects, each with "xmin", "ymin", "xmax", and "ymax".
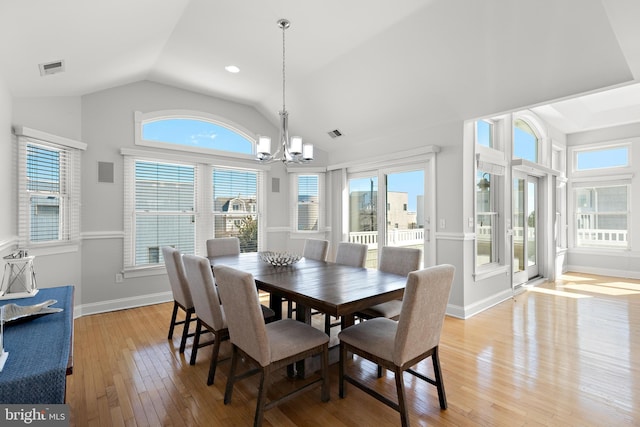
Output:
[
  {"xmin": 513, "ymin": 172, "xmax": 539, "ymax": 286},
  {"xmin": 527, "ymin": 180, "xmax": 537, "ymax": 268},
  {"xmin": 385, "ymin": 170, "xmax": 425, "ymax": 269},
  {"xmin": 513, "ymin": 176, "xmax": 526, "ymax": 280},
  {"xmin": 348, "ymin": 176, "xmax": 378, "ymax": 268}
]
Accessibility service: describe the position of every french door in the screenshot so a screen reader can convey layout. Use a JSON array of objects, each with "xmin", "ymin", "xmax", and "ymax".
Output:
[
  {"xmin": 348, "ymin": 163, "xmax": 432, "ymax": 269},
  {"xmin": 512, "ymin": 171, "xmax": 539, "ymax": 286}
]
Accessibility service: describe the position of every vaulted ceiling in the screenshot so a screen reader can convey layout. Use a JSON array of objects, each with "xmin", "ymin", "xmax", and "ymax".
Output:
[{"xmin": 1, "ymin": 0, "xmax": 639, "ymax": 152}]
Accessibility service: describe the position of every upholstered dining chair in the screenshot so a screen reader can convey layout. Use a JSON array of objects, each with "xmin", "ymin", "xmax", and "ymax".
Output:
[
  {"xmin": 302, "ymin": 238, "xmax": 329, "ymax": 261},
  {"xmin": 322, "ymin": 242, "xmax": 368, "ymax": 334},
  {"xmin": 356, "ymin": 246, "xmax": 422, "ymax": 321},
  {"xmin": 287, "ymin": 238, "xmax": 330, "ymax": 318},
  {"xmin": 339, "ymin": 264, "xmax": 455, "ymax": 427},
  {"xmin": 162, "ymin": 246, "xmax": 195, "ymax": 354},
  {"xmin": 214, "ymin": 265, "xmax": 330, "ymax": 427},
  {"xmin": 206, "ymin": 237, "xmax": 241, "ymax": 258},
  {"xmin": 182, "ymin": 254, "xmax": 230, "ymax": 385},
  {"xmin": 206, "ymin": 236, "xmax": 275, "ymax": 323}
]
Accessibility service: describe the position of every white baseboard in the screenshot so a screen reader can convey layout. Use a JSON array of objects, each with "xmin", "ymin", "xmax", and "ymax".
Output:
[
  {"xmin": 75, "ymin": 291, "xmax": 173, "ymax": 318},
  {"xmin": 446, "ymin": 287, "xmax": 515, "ymax": 319},
  {"xmin": 565, "ymin": 265, "xmax": 640, "ymax": 280}
]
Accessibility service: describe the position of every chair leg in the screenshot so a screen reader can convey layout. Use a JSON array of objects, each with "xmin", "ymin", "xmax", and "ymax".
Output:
[
  {"xmin": 432, "ymin": 347, "xmax": 447, "ymax": 409},
  {"xmin": 179, "ymin": 308, "xmax": 193, "ymax": 353},
  {"xmin": 320, "ymin": 344, "xmax": 329, "ymax": 402},
  {"xmin": 339, "ymin": 343, "xmax": 346, "ymax": 398},
  {"xmin": 190, "ymin": 319, "xmax": 202, "ymax": 365},
  {"xmin": 224, "ymin": 345, "xmax": 239, "ymax": 405},
  {"xmin": 377, "ymin": 365, "xmax": 384, "ymax": 378},
  {"xmin": 254, "ymin": 367, "xmax": 270, "ymax": 427},
  {"xmin": 394, "ymin": 367, "xmax": 409, "ymax": 427},
  {"xmin": 206, "ymin": 331, "xmax": 222, "ymax": 386},
  {"xmin": 168, "ymin": 301, "xmax": 179, "ymax": 339}
]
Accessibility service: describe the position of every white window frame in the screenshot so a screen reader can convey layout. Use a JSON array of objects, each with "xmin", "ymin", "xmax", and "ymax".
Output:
[
  {"xmin": 290, "ymin": 171, "xmax": 325, "ymax": 233},
  {"xmin": 212, "ymin": 166, "xmax": 262, "ymax": 253},
  {"xmin": 570, "ymin": 140, "xmax": 632, "ymax": 175},
  {"xmin": 571, "ymin": 181, "xmax": 630, "ymax": 250},
  {"xmin": 473, "ymin": 118, "xmax": 508, "ymax": 280},
  {"xmin": 15, "ymin": 127, "xmax": 86, "ymax": 250},
  {"xmin": 122, "ymin": 148, "xmax": 267, "ymax": 273},
  {"xmin": 134, "ymin": 110, "xmax": 259, "ymax": 161}
]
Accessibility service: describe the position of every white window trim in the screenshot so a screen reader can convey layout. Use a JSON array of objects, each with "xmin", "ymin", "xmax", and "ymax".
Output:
[
  {"xmin": 569, "ymin": 138, "xmax": 634, "ymax": 176},
  {"xmin": 123, "ymin": 150, "xmax": 265, "ymax": 273},
  {"xmin": 134, "ymin": 110, "xmax": 259, "ymax": 161},
  {"xmin": 290, "ymin": 171, "xmax": 325, "ymax": 233},
  {"xmin": 15, "ymin": 126, "xmax": 87, "ymax": 250},
  {"xmin": 570, "ymin": 181, "xmax": 631, "ymax": 251}
]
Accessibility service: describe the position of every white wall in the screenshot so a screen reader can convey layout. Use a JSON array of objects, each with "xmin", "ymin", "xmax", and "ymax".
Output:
[{"xmin": 0, "ymin": 76, "xmax": 14, "ymax": 255}]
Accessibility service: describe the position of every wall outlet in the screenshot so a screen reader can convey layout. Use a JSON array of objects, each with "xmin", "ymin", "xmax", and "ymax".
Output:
[{"xmin": 115, "ymin": 273, "xmax": 123, "ymax": 283}]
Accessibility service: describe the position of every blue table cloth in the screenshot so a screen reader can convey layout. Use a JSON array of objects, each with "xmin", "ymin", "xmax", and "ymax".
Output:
[{"xmin": 0, "ymin": 286, "xmax": 74, "ymax": 403}]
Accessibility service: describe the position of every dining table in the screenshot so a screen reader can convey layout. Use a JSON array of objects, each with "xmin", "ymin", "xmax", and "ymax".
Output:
[{"xmin": 209, "ymin": 252, "xmax": 408, "ymax": 377}]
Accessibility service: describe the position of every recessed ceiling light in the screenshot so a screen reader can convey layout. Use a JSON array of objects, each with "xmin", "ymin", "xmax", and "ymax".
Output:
[{"xmin": 225, "ymin": 65, "xmax": 240, "ymax": 73}]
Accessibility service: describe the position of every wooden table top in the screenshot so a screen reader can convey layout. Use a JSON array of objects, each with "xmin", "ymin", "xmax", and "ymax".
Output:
[{"xmin": 209, "ymin": 253, "xmax": 407, "ymax": 318}]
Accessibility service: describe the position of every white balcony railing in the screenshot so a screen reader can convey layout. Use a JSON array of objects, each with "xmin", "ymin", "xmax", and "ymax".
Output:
[
  {"xmin": 348, "ymin": 229, "xmax": 424, "ymax": 249},
  {"xmin": 576, "ymin": 228, "xmax": 628, "ymax": 248}
]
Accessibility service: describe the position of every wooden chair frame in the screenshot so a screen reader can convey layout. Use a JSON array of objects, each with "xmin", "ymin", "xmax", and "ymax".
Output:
[{"xmin": 339, "ymin": 342, "xmax": 446, "ymax": 427}]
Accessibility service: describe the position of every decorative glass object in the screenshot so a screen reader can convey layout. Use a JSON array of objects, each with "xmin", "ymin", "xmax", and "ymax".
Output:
[{"xmin": 258, "ymin": 251, "xmax": 301, "ymax": 267}]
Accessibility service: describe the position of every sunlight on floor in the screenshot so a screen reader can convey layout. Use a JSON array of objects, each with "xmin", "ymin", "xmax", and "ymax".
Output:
[
  {"xmin": 528, "ymin": 287, "xmax": 591, "ymax": 299},
  {"xmin": 560, "ymin": 282, "xmax": 640, "ymax": 296}
]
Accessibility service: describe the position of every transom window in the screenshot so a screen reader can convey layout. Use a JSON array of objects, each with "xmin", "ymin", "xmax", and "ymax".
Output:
[
  {"xmin": 575, "ymin": 145, "xmax": 629, "ymax": 171},
  {"xmin": 476, "ymin": 120, "xmax": 494, "ymax": 148},
  {"xmin": 135, "ymin": 111, "xmax": 256, "ymax": 157}
]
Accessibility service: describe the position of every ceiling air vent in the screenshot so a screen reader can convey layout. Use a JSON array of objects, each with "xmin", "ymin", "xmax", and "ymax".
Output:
[
  {"xmin": 327, "ymin": 129, "xmax": 342, "ymax": 139},
  {"xmin": 39, "ymin": 60, "xmax": 65, "ymax": 76}
]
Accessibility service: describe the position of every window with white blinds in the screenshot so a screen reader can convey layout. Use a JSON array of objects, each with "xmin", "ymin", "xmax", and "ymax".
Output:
[
  {"xmin": 125, "ymin": 160, "xmax": 196, "ymax": 266},
  {"xmin": 18, "ymin": 135, "xmax": 84, "ymax": 246},
  {"xmin": 213, "ymin": 168, "xmax": 259, "ymax": 252},
  {"xmin": 293, "ymin": 174, "xmax": 322, "ymax": 232}
]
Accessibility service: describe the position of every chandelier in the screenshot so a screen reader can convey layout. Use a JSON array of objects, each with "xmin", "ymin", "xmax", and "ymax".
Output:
[{"xmin": 256, "ymin": 19, "xmax": 313, "ymax": 165}]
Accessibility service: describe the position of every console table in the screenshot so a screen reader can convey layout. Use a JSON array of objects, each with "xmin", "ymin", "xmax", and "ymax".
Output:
[{"xmin": 0, "ymin": 285, "xmax": 74, "ymax": 403}]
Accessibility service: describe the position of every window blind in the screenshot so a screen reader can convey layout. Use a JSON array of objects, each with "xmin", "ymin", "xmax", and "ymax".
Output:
[
  {"xmin": 18, "ymin": 137, "xmax": 82, "ymax": 246},
  {"xmin": 213, "ymin": 168, "xmax": 259, "ymax": 252},
  {"xmin": 126, "ymin": 160, "xmax": 196, "ymax": 266},
  {"xmin": 297, "ymin": 175, "xmax": 319, "ymax": 231}
]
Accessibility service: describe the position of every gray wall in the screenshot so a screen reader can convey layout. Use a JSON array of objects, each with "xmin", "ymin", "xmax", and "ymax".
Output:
[
  {"xmin": 566, "ymin": 122, "xmax": 640, "ymax": 278},
  {"xmin": 0, "ymin": 76, "xmax": 14, "ymax": 250}
]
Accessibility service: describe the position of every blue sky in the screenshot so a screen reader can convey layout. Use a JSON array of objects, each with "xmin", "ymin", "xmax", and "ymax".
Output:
[
  {"xmin": 143, "ymin": 119, "xmax": 253, "ymax": 154},
  {"xmin": 350, "ymin": 170, "xmax": 424, "ymax": 212},
  {"xmin": 478, "ymin": 119, "xmax": 628, "ymax": 169}
]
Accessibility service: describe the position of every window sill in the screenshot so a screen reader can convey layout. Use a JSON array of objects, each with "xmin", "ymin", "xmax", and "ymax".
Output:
[
  {"xmin": 569, "ymin": 247, "xmax": 630, "ymax": 255},
  {"xmin": 473, "ymin": 264, "xmax": 508, "ymax": 282},
  {"xmin": 123, "ymin": 265, "xmax": 166, "ymax": 279},
  {"xmin": 25, "ymin": 242, "xmax": 80, "ymax": 257}
]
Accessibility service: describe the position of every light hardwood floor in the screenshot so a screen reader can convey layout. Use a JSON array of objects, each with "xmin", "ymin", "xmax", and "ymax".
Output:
[{"xmin": 66, "ymin": 272, "xmax": 640, "ymax": 426}]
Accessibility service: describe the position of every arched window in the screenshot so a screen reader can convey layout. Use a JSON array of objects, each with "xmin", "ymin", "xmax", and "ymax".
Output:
[
  {"xmin": 513, "ymin": 118, "xmax": 539, "ymax": 162},
  {"xmin": 135, "ymin": 111, "xmax": 255, "ymax": 157}
]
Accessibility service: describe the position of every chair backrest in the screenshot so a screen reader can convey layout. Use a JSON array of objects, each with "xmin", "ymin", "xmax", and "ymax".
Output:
[
  {"xmin": 379, "ymin": 246, "xmax": 421, "ymax": 276},
  {"xmin": 393, "ymin": 264, "xmax": 455, "ymax": 366},
  {"xmin": 162, "ymin": 246, "xmax": 193, "ymax": 309},
  {"xmin": 335, "ymin": 242, "xmax": 367, "ymax": 268},
  {"xmin": 213, "ymin": 265, "xmax": 271, "ymax": 367},
  {"xmin": 182, "ymin": 254, "xmax": 226, "ymax": 331},
  {"xmin": 206, "ymin": 237, "xmax": 241, "ymax": 258},
  {"xmin": 303, "ymin": 238, "xmax": 329, "ymax": 261}
]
